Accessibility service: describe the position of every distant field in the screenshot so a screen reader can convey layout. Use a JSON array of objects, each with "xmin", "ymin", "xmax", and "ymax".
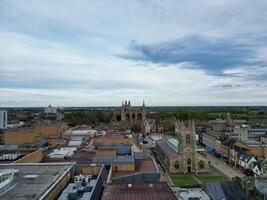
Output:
[
  {"xmin": 200, "ymin": 176, "xmax": 229, "ymax": 182},
  {"xmin": 170, "ymin": 175, "xmax": 198, "ymax": 187}
]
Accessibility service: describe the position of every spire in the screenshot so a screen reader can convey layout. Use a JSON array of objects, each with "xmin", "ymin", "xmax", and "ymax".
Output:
[
  {"xmin": 191, "ymin": 119, "xmax": 195, "ymax": 130},
  {"xmin": 125, "ymin": 100, "xmax": 127, "ymax": 106},
  {"xmin": 188, "ymin": 119, "xmax": 191, "ymax": 128},
  {"xmin": 142, "ymin": 99, "xmax": 145, "ymax": 107},
  {"xmin": 128, "ymin": 100, "xmax": 131, "ymax": 106},
  {"xmin": 181, "ymin": 120, "xmax": 185, "ymax": 130},
  {"xmin": 122, "ymin": 100, "xmax": 124, "ymax": 106}
]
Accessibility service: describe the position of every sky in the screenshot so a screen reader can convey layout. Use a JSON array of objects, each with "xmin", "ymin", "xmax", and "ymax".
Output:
[{"xmin": 0, "ymin": 0, "xmax": 267, "ymax": 107}]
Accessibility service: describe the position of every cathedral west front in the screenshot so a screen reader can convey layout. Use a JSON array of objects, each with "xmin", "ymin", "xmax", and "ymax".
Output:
[{"xmin": 113, "ymin": 100, "xmax": 146, "ymax": 132}]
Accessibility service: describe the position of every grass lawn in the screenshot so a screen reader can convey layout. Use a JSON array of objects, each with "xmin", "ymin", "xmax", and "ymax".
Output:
[
  {"xmin": 200, "ymin": 176, "xmax": 229, "ymax": 182},
  {"xmin": 170, "ymin": 175, "xmax": 198, "ymax": 187}
]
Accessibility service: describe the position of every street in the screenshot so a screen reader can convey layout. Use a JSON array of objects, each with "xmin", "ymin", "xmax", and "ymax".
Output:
[{"xmin": 207, "ymin": 153, "xmax": 244, "ymax": 178}]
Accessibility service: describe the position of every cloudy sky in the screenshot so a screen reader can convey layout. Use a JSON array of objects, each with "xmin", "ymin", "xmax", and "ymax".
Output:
[{"xmin": 1, "ymin": 0, "xmax": 267, "ymax": 107}]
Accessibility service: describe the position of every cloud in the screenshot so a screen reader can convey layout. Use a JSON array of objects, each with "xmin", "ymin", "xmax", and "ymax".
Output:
[
  {"xmin": 120, "ymin": 35, "xmax": 267, "ymax": 76},
  {"xmin": 214, "ymin": 84, "xmax": 241, "ymax": 88},
  {"xmin": 1, "ymin": 0, "xmax": 267, "ymax": 106}
]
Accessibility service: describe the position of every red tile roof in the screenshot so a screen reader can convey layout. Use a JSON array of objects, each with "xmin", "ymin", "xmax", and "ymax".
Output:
[{"xmin": 101, "ymin": 182, "xmax": 177, "ymax": 200}]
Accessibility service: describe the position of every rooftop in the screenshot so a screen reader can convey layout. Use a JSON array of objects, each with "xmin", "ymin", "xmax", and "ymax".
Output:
[
  {"xmin": 255, "ymin": 179, "xmax": 267, "ymax": 196},
  {"xmin": 44, "ymin": 150, "xmax": 94, "ymax": 164},
  {"xmin": 177, "ymin": 188, "xmax": 210, "ymax": 200},
  {"xmin": 156, "ymin": 139, "xmax": 177, "ymax": 158},
  {"xmin": 222, "ymin": 138, "xmax": 236, "ymax": 147},
  {"xmin": 241, "ymin": 140, "xmax": 266, "ymax": 146},
  {"xmin": 63, "ymin": 126, "xmax": 97, "ymax": 135},
  {"xmin": 0, "ymin": 163, "xmax": 73, "ymax": 200},
  {"xmin": 112, "ymin": 159, "xmax": 157, "ymax": 178},
  {"xmin": 92, "ymin": 155, "xmax": 135, "ymax": 165},
  {"xmin": 101, "ymin": 182, "xmax": 177, "ymax": 200},
  {"xmin": 95, "ymin": 144, "xmax": 132, "ymax": 155},
  {"xmin": 167, "ymin": 138, "xmax": 179, "ymax": 148}
]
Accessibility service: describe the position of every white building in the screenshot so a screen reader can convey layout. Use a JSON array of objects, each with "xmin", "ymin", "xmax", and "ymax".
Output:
[
  {"xmin": 226, "ymin": 125, "xmax": 248, "ymax": 141},
  {"xmin": 253, "ymin": 165, "xmax": 261, "ymax": 176},
  {"xmin": 0, "ymin": 169, "xmax": 17, "ymax": 190},
  {"xmin": 44, "ymin": 104, "xmax": 57, "ymax": 114},
  {"xmin": 144, "ymin": 121, "xmax": 151, "ymax": 134},
  {"xmin": 239, "ymin": 153, "xmax": 257, "ymax": 169},
  {"xmin": 0, "ymin": 110, "xmax": 7, "ymax": 130}
]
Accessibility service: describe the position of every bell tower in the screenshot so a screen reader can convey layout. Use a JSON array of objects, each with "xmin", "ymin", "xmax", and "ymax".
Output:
[{"xmin": 176, "ymin": 119, "xmax": 197, "ymax": 173}]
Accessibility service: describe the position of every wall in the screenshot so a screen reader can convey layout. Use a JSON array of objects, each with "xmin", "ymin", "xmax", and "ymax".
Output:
[
  {"xmin": 4, "ymin": 123, "xmax": 67, "ymax": 145},
  {"xmin": 220, "ymin": 144, "xmax": 230, "ymax": 158},
  {"xmin": 249, "ymin": 146, "xmax": 267, "ymax": 160},
  {"xmin": 14, "ymin": 149, "xmax": 43, "ymax": 163},
  {"xmin": 112, "ymin": 164, "xmax": 135, "ymax": 172},
  {"xmin": 96, "ymin": 149, "xmax": 116, "ymax": 157},
  {"xmin": 235, "ymin": 141, "xmax": 267, "ymax": 160},
  {"xmin": 75, "ymin": 165, "xmax": 102, "ymax": 175},
  {"xmin": 44, "ymin": 171, "xmax": 70, "ymax": 200},
  {"xmin": 94, "ymin": 136, "xmax": 134, "ymax": 145},
  {"xmin": 40, "ymin": 165, "xmax": 74, "ymax": 200},
  {"xmin": 91, "ymin": 165, "xmax": 108, "ymax": 200}
]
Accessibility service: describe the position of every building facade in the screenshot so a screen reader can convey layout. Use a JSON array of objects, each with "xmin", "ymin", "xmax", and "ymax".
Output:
[
  {"xmin": 44, "ymin": 104, "xmax": 57, "ymax": 114},
  {"xmin": 171, "ymin": 120, "xmax": 209, "ymax": 173},
  {"xmin": 155, "ymin": 120, "xmax": 209, "ymax": 174},
  {"xmin": 114, "ymin": 100, "xmax": 146, "ymax": 132},
  {"xmin": 225, "ymin": 125, "xmax": 249, "ymax": 141},
  {"xmin": 0, "ymin": 110, "xmax": 7, "ymax": 130}
]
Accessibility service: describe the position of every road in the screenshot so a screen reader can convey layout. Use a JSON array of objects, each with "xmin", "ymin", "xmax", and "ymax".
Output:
[{"xmin": 207, "ymin": 153, "xmax": 244, "ymax": 178}]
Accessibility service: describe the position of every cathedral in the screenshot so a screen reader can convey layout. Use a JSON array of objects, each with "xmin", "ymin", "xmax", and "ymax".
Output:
[
  {"xmin": 155, "ymin": 120, "xmax": 209, "ymax": 174},
  {"xmin": 113, "ymin": 100, "xmax": 146, "ymax": 132}
]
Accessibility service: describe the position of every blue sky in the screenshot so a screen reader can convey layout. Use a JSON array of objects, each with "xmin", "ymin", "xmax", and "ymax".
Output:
[{"xmin": 0, "ymin": 0, "xmax": 267, "ymax": 106}]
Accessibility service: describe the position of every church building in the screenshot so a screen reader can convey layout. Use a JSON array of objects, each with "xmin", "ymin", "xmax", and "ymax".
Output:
[
  {"xmin": 113, "ymin": 100, "xmax": 146, "ymax": 132},
  {"xmin": 155, "ymin": 120, "xmax": 209, "ymax": 174}
]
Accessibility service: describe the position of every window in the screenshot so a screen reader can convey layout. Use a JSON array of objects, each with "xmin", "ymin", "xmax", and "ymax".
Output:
[
  {"xmin": 0, "ymin": 173, "xmax": 12, "ymax": 183},
  {"xmin": 199, "ymin": 160, "xmax": 205, "ymax": 169},
  {"xmin": 186, "ymin": 134, "xmax": 190, "ymax": 146},
  {"xmin": 174, "ymin": 161, "xmax": 179, "ymax": 169},
  {"xmin": 187, "ymin": 158, "xmax": 191, "ymax": 165}
]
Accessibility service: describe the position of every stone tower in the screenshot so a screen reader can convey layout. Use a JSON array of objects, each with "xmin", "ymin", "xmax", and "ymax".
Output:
[
  {"xmin": 175, "ymin": 120, "xmax": 198, "ymax": 173},
  {"xmin": 114, "ymin": 100, "xmax": 146, "ymax": 132}
]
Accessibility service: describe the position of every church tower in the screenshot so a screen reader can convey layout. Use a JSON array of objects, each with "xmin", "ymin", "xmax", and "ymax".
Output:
[
  {"xmin": 118, "ymin": 100, "xmax": 146, "ymax": 132},
  {"xmin": 176, "ymin": 120, "xmax": 198, "ymax": 173}
]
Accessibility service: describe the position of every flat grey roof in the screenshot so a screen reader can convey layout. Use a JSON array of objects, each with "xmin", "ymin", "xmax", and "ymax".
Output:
[
  {"xmin": 0, "ymin": 163, "xmax": 73, "ymax": 200},
  {"xmin": 92, "ymin": 155, "xmax": 135, "ymax": 164},
  {"xmin": 255, "ymin": 179, "xmax": 267, "ymax": 196}
]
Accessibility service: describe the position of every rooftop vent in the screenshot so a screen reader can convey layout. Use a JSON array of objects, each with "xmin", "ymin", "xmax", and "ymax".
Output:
[
  {"xmin": 128, "ymin": 184, "xmax": 132, "ymax": 188},
  {"xmin": 24, "ymin": 174, "xmax": 39, "ymax": 179}
]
